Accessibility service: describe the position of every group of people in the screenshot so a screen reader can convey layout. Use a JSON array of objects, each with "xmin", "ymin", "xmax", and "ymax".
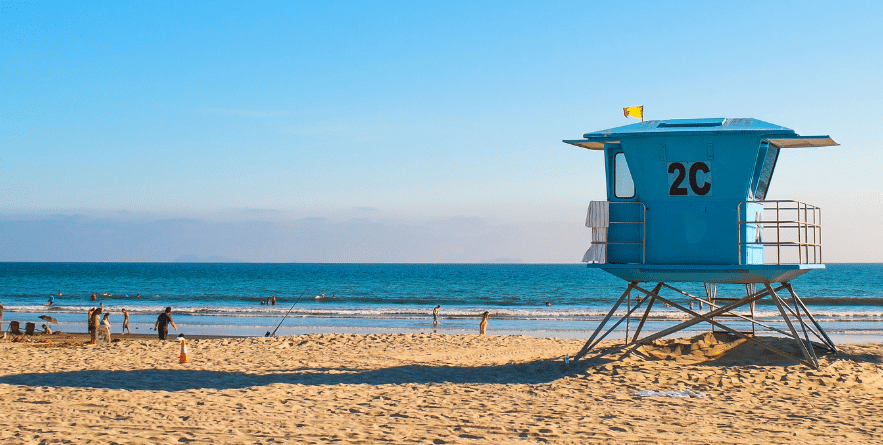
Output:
[
  {"xmin": 1, "ymin": 301, "xmax": 54, "ymax": 336},
  {"xmin": 260, "ymin": 296, "xmax": 278, "ymax": 305},
  {"xmin": 86, "ymin": 306, "xmax": 178, "ymax": 343},
  {"xmin": 432, "ymin": 305, "xmax": 491, "ymax": 335},
  {"xmin": 40, "ymin": 291, "xmax": 149, "ymax": 306},
  {"xmin": 2, "ymin": 301, "xmax": 53, "ymax": 336},
  {"xmin": 6, "ymin": 297, "xmax": 492, "ymax": 341},
  {"xmin": 87, "ymin": 307, "xmax": 132, "ymax": 344},
  {"xmin": 89, "ymin": 292, "xmax": 142, "ymax": 302},
  {"xmin": 41, "ymin": 290, "xmax": 144, "ymax": 306},
  {"xmin": 2, "ymin": 296, "xmax": 180, "ymax": 342},
  {"xmin": 87, "ymin": 307, "xmax": 110, "ymax": 344}
]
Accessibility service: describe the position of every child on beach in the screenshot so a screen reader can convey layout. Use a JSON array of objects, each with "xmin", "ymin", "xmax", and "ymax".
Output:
[
  {"xmin": 479, "ymin": 311, "xmax": 489, "ymax": 335},
  {"xmin": 41, "ymin": 324, "xmax": 52, "ymax": 335},
  {"xmin": 433, "ymin": 305, "xmax": 440, "ymax": 325}
]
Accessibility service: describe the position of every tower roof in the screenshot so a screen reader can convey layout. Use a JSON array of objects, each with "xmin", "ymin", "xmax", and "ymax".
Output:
[
  {"xmin": 585, "ymin": 118, "xmax": 791, "ymax": 138},
  {"xmin": 564, "ymin": 118, "xmax": 836, "ymax": 150}
]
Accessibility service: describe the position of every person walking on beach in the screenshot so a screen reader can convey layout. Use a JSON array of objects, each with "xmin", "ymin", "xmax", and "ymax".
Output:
[
  {"xmin": 90, "ymin": 307, "xmax": 103, "ymax": 344},
  {"xmin": 433, "ymin": 305, "xmax": 440, "ymax": 325},
  {"xmin": 153, "ymin": 307, "xmax": 178, "ymax": 340},
  {"xmin": 479, "ymin": 311, "xmax": 489, "ymax": 335},
  {"xmin": 121, "ymin": 309, "xmax": 131, "ymax": 335}
]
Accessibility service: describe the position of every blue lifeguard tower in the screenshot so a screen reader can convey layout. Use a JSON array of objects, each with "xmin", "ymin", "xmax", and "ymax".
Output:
[{"xmin": 564, "ymin": 118, "xmax": 838, "ymax": 368}]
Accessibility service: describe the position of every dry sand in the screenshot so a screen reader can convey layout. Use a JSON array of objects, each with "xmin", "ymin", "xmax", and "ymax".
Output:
[{"xmin": 1, "ymin": 331, "xmax": 882, "ymax": 444}]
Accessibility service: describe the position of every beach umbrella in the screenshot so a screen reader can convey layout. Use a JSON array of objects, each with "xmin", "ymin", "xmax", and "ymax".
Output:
[{"xmin": 39, "ymin": 315, "xmax": 58, "ymax": 324}]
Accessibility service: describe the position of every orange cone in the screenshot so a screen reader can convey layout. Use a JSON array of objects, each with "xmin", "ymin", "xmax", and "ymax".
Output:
[{"xmin": 178, "ymin": 336, "xmax": 189, "ymax": 363}]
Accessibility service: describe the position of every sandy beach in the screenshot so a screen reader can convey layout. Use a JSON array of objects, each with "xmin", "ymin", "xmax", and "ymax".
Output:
[{"xmin": 1, "ymin": 331, "xmax": 882, "ymax": 444}]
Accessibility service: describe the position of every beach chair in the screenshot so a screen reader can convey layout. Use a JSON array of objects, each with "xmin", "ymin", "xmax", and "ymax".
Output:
[
  {"xmin": 25, "ymin": 322, "xmax": 36, "ymax": 336},
  {"xmin": 8, "ymin": 321, "xmax": 23, "ymax": 336}
]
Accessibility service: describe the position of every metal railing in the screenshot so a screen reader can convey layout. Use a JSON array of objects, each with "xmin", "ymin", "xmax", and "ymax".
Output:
[
  {"xmin": 594, "ymin": 202, "xmax": 646, "ymax": 264},
  {"xmin": 737, "ymin": 200, "xmax": 822, "ymax": 265}
]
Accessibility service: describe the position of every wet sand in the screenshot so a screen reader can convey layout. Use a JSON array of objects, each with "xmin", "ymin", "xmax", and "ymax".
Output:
[{"xmin": 1, "ymin": 332, "xmax": 881, "ymax": 443}]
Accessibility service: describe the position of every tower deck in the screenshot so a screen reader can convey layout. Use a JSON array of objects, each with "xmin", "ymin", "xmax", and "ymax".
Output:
[{"xmin": 590, "ymin": 263, "xmax": 824, "ymax": 284}]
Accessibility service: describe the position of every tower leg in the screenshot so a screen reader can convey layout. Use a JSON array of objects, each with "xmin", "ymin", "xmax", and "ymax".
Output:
[
  {"xmin": 783, "ymin": 283, "xmax": 839, "ymax": 354},
  {"xmin": 766, "ymin": 283, "xmax": 818, "ymax": 368},
  {"xmin": 705, "ymin": 283, "xmax": 717, "ymax": 332},
  {"xmin": 573, "ymin": 283, "xmax": 633, "ymax": 361},
  {"xmin": 631, "ymin": 293, "xmax": 658, "ymax": 343},
  {"xmin": 574, "ymin": 282, "xmax": 660, "ymax": 361},
  {"xmin": 746, "ymin": 283, "xmax": 757, "ymax": 335}
]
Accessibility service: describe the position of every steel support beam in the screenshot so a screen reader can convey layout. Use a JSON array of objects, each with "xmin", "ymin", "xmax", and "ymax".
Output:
[{"xmin": 574, "ymin": 281, "xmax": 835, "ymax": 369}]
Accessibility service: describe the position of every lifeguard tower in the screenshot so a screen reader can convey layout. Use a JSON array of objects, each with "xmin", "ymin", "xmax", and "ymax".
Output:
[{"xmin": 564, "ymin": 118, "xmax": 838, "ymax": 369}]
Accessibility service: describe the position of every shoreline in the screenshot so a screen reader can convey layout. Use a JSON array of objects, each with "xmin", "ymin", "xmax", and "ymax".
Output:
[
  {"xmin": 10, "ymin": 318, "xmax": 883, "ymax": 345},
  {"xmin": 7, "ymin": 306, "xmax": 883, "ymax": 344},
  {"xmin": 13, "ymin": 325, "xmax": 883, "ymax": 345}
]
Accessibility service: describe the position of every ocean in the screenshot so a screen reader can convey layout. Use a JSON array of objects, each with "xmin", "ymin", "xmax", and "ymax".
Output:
[{"xmin": 1, "ymin": 263, "xmax": 882, "ymax": 341}]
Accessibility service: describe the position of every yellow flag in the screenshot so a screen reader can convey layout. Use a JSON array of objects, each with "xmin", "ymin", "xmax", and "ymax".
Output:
[{"xmin": 623, "ymin": 106, "xmax": 643, "ymax": 120}]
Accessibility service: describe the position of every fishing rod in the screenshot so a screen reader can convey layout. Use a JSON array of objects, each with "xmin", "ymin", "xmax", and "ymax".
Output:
[{"xmin": 267, "ymin": 286, "xmax": 309, "ymax": 337}]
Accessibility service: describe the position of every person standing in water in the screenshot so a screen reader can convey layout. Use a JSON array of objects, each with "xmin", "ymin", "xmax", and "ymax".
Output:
[
  {"xmin": 479, "ymin": 311, "xmax": 489, "ymax": 335},
  {"xmin": 433, "ymin": 305, "xmax": 440, "ymax": 325}
]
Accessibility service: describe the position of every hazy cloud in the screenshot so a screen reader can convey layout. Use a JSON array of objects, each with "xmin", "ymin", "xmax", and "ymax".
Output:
[{"xmin": 0, "ymin": 214, "xmax": 586, "ymax": 263}]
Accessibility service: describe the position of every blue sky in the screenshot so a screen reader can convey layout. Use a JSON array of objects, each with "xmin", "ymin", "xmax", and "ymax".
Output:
[{"xmin": 2, "ymin": 1, "xmax": 882, "ymax": 262}]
